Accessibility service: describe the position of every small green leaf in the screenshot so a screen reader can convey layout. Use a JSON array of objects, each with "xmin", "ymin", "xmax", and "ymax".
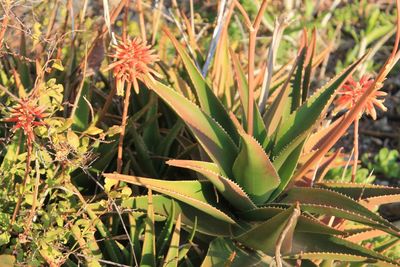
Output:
[
  {"xmin": 52, "ymin": 59, "xmax": 65, "ymax": 71},
  {"xmin": 0, "ymin": 232, "xmax": 10, "ymax": 246},
  {"xmin": 67, "ymin": 130, "xmax": 80, "ymax": 149},
  {"xmin": 83, "ymin": 126, "xmax": 103, "ymax": 135}
]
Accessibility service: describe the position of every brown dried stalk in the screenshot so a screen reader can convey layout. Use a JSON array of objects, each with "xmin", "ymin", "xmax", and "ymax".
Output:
[
  {"xmin": 233, "ymin": 0, "xmax": 268, "ymax": 135},
  {"xmin": 117, "ymin": 82, "xmax": 132, "ymax": 173}
]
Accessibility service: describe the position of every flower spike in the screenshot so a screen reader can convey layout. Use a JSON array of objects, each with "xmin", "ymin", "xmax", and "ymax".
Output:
[
  {"xmin": 105, "ymin": 37, "xmax": 159, "ymax": 95},
  {"xmin": 334, "ymin": 75, "xmax": 386, "ymax": 120}
]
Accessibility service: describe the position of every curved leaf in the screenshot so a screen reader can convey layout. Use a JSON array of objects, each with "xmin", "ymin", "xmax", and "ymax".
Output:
[
  {"xmin": 164, "ymin": 28, "xmax": 239, "ymax": 144},
  {"xmin": 121, "ymin": 195, "xmax": 234, "ymax": 237},
  {"xmin": 316, "ymin": 182, "xmax": 400, "ymax": 199},
  {"xmin": 156, "ymin": 201, "xmax": 176, "ymax": 259},
  {"xmin": 290, "ymin": 232, "xmax": 399, "ymax": 265},
  {"xmin": 147, "ymin": 79, "xmax": 238, "ymax": 178},
  {"xmin": 295, "ymin": 204, "xmax": 400, "ymax": 237},
  {"xmin": 236, "ymin": 204, "xmax": 299, "ymax": 254},
  {"xmin": 167, "ymin": 159, "xmax": 256, "ymax": 211},
  {"xmin": 239, "ymin": 206, "xmax": 344, "ymax": 236},
  {"xmin": 163, "ymin": 214, "xmax": 181, "ymax": 267},
  {"xmin": 273, "ymin": 54, "xmax": 367, "ymax": 156},
  {"xmin": 230, "ymin": 50, "xmax": 268, "ymax": 147},
  {"xmin": 285, "ymin": 253, "xmax": 398, "ymax": 267},
  {"xmin": 232, "ymin": 132, "xmax": 280, "ymax": 204},
  {"xmin": 281, "ymin": 187, "xmax": 399, "ymax": 233},
  {"xmin": 104, "ymin": 173, "xmax": 236, "ymax": 224},
  {"xmin": 270, "ymin": 130, "xmax": 309, "ymax": 201},
  {"xmin": 140, "ymin": 190, "xmax": 156, "ymax": 267},
  {"xmin": 201, "ymin": 238, "xmax": 272, "ymax": 267}
]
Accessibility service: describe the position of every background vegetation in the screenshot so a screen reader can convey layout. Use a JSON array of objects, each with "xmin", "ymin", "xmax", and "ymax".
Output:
[{"xmin": 1, "ymin": 0, "xmax": 400, "ymax": 266}]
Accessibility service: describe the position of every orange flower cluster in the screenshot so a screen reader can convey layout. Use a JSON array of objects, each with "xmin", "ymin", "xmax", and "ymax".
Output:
[
  {"xmin": 4, "ymin": 99, "xmax": 48, "ymax": 145},
  {"xmin": 335, "ymin": 75, "xmax": 387, "ymax": 120},
  {"xmin": 105, "ymin": 37, "xmax": 159, "ymax": 95}
]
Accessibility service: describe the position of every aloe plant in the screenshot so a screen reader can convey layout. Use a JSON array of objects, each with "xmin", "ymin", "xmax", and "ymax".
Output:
[{"xmin": 104, "ymin": 1, "xmax": 400, "ymax": 266}]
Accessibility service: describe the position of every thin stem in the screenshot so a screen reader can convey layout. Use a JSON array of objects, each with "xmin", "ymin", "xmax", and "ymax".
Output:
[
  {"xmin": 122, "ymin": 0, "xmax": 130, "ymax": 42},
  {"xmin": 247, "ymin": 30, "xmax": 256, "ymax": 135},
  {"xmin": 117, "ymin": 83, "xmax": 132, "ymax": 173},
  {"xmin": 25, "ymin": 159, "xmax": 40, "ymax": 233},
  {"xmin": 190, "ymin": 0, "xmax": 195, "ymax": 36},
  {"xmin": 253, "ymin": 0, "xmax": 269, "ymax": 30},
  {"xmin": 258, "ymin": 16, "xmax": 288, "ymax": 113},
  {"xmin": 0, "ymin": 1, "xmax": 10, "ymax": 51},
  {"xmin": 94, "ymin": 84, "xmax": 117, "ymax": 126},
  {"xmin": 69, "ymin": 44, "xmax": 88, "ymax": 120},
  {"xmin": 275, "ymin": 202, "xmax": 301, "ymax": 267},
  {"xmin": 246, "ymin": 0, "xmax": 268, "ymax": 135},
  {"xmin": 351, "ymin": 117, "xmax": 359, "ymax": 182},
  {"xmin": 151, "ymin": 0, "xmax": 164, "ymax": 45},
  {"xmin": 233, "ymin": 0, "xmax": 252, "ymax": 29},
  {"xmin": 136, "ymin": 0, "xmax": 146, "ymax": 41},
  {"xmin": 10, "ymin": 141, "xmax": 32, "ymax": 226},
  {"xmin": 201, "ymin": 0, "xmax": 227, "ymax": 77}
]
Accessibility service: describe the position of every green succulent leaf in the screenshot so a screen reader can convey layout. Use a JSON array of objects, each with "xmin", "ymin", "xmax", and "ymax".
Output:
[
  {"xmin": 164, "ymin": 29, "xmax": 239, "ymax": 144},
  {"xmin": 177, "ymin": 217, "xmax": 197, "ymax": 261},
  {"xmin": 231, "ymin": 50, "xmax": 268, "ymax": 147},
  {"xmin": 147, "ymin": 79, "xmax": 238, "ymax": 178},
  {"xmin": 273, "ymin": 54, "xmax": 367, "ymax": 156},
  {"xmin": 72, "ymin": 82, "xmax": 90, "ymax": 131},
  {"xmin": 239, "ymin": 206, "xmax": 344, "ymax": 236},
  {"xmin": 290, "ymin": 46, "xmax": 307, "ymax": 112},
  {"xmin": 121, "ymin": 195, "xmax": 234, "ymax": 237},
  {"xmin": 232, "ymin": 131, "xmax": 280, "ymax": 205},
  {"xmin": 167, "ymin": 159, "xmax": 256, "ymax": 211},
  {"xmin": 316, "ymin": 182, "xmax": 400, "ymax": 200},
  {"xmin": 296, "ymin": 203, "xmax": 400, "ymax": 237},
  {"xmin": 141, "ymin": 190, "xmax": 156, "ymax": 267},
  {"xmin": 104, "ymin": 173, "xmax": 236, "ymax": 224},
  {"xmin": 281, "ymin": 187, "xmax": 399, "ymax": 234},
  {"xmin": 201, "ymin": 238, "xmax": 272, "ymax": 267},
  {"xmin": 162, "ymin": 214, "xmax": 181, "ymax": 267},
  {"xmin": 290, "ymin": 232, "xmax": 399, "ymax": 265},
  {"xmin": 285, "ymin": 253, "xmax": 398, "ymax": 267},
  {"xmin": 236, "ymin": 204, "xmax": 299, "ymax": 254},
  {"xmin": 156, "ymin": 201, "xmax": 176, "ymax": 259},
  {"xmin": 270, "ymin": 130, "xmax": 309, "ymax": 201}
]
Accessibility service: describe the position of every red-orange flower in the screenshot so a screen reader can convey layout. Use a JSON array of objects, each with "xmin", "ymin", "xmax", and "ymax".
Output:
[
  {"xmin": 105, "ymin": 37, "xmax": 159, "ymax": 95},
  {"xmin": 334, "ymin": 75, "xmax": 387, "ymax": 120},
  {"xmin": 4, "ymin": 99, "xmax": 48, "ymax": 145}
]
